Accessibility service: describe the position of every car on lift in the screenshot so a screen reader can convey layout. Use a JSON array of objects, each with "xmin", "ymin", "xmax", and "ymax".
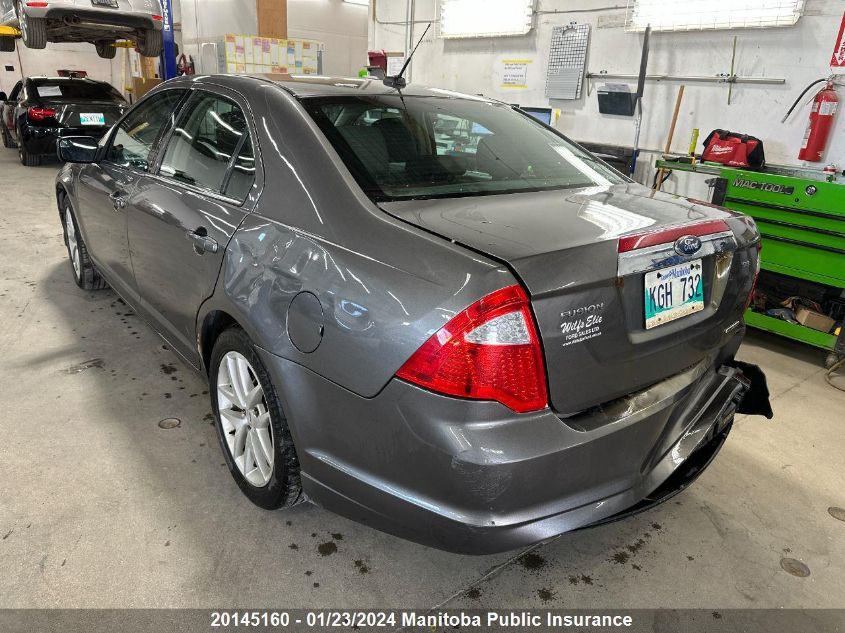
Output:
[
  {"xmin": 0, "ymin": 0, "xmax": 163, "ymax": 58},
  {"xmin": 53, "ymin": 74, "xmax": 771, "ymax": 554},
  {"xmin": 1, "ymin": 75, "xmax": 127, "ymax": 165}
]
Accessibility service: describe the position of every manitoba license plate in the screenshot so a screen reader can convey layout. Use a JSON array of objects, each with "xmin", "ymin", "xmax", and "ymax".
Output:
[
  {"xmin": 91, "ymin": 0, "xmax": 119, "ymax": 7},
  {"xmin": 79, "ymin": 113, "xmax": 106, "ymax": 126},
  {"xmin": 644, "ymin": 259, "xmax": 704, "ymax": 329}
]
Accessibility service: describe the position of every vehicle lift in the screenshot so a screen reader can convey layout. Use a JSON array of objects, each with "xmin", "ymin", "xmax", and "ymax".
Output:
[{"xmin": 0, "ymin": 0, "xmax": 176, "ymax": 80}]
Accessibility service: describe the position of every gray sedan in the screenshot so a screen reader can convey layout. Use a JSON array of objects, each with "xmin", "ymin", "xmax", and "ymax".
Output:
[{"xmin": 54, "ymin": 74, "xmax": 770, "ymax": 554}]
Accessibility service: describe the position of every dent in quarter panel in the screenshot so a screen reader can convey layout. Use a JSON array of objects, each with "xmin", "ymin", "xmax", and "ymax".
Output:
[{"xmin": 222, "ymin": 214, "xmax": 514, "ymax": 398}]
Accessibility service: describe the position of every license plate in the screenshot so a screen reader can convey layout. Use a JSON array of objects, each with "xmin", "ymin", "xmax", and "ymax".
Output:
[
  {"xmin": 91, "ymin": 0, "xmax": 118, "ymax": 7},
  {"xmin": 644, "ymin": 259, "xmax": 704, "ymax": 329},
  {"xmin": 79, "ymin": 112, "xmax": 106, "ymax": 126}
]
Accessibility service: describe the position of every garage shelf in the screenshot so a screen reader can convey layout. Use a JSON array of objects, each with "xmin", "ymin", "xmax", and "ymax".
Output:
[{"xmin": 743, "ymin": 309, "xmax": 836, "ymax": 350}]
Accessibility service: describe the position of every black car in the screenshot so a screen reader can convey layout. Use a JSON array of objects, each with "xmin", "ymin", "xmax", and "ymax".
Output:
[{"xmin": 1, "ymin": 76, "xmax": 127, "ymax": 166}]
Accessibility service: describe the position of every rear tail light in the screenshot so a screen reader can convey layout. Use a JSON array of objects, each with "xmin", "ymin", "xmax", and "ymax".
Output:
[
  {"xmin": 396, "ymin": 285, "xmax": 548, "ymax": 413},
  {"xmin": 151, "ymin": 14, "xmax": 163, "ymax": 21},
  {"xmin": 618, "ymin": 219, "xmax": 730, "ymax": 252},
  {"xmin": 25, "ymin": 2, "xmax": 48, "ymax": 6},
  {"xmin": 27, "ymin": 106, "xmax": 57, "ymax": 122}
]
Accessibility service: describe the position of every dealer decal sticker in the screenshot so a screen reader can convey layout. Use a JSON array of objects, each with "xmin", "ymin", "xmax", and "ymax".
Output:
[{"xmin": 560, "ymin": 303, "xmax": 604, "ymax": 347}]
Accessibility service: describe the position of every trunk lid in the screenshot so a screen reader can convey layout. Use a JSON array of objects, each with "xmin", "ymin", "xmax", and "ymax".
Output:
[
  {"xmin": 36, "ymin": 99, "xmax": 126, "ymax": 129},
  {"xmin": 381, "ymin": 183, "xmax": 753, "ymax": 414}
]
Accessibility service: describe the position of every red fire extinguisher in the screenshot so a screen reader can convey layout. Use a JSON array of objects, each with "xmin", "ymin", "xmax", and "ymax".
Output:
[{"xmin": 798, "ymin": 81, "xmax": 839, "ymax": 162}]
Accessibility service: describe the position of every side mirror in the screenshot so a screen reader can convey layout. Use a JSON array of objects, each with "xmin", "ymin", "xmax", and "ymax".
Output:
[
  {"xmin": 58, "ymin": 136, "xmax": 99, "ymax": 163},
  {"xmin": 0, "ymin": 92, "xmax": 7, "ymax": 102}
]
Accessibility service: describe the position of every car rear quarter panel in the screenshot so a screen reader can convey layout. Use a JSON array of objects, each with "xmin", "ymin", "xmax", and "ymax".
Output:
[{"xmin": 198, "ymin": 80, "xmax": 513, "ymax": 397}]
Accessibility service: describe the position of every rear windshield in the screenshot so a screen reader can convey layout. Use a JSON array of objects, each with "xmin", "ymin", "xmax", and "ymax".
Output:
[
  {"xmin": 303, "ymin": 95, "xmax": 625, "ymax": 202},
  {"xmin": 31, "ymin": 79, "xmax": 125, "ymax": 102}
]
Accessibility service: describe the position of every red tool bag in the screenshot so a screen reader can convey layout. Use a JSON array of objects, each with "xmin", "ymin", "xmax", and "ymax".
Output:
[{"xmin": 701, "ymin": 129, "xmax": 766, "ymax": 169}]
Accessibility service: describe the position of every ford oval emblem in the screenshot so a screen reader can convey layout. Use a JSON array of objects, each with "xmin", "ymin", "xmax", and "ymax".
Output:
[{"xmin": 674, "ymin": 235, "xmax": 702, "ymax": 256}]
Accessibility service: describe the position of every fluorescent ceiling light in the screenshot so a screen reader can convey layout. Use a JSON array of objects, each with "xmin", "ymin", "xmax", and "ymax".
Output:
[
  {"xmin": 343, "ymin": 0, "xmax": 369, "ymax": 5},
  {"xmin": 627, "ymin": 0, "xmax": 805, "ymax": 32},
  {"xmin": 440, "ymin": 0, "xmax": 534, "ymax": 39}
]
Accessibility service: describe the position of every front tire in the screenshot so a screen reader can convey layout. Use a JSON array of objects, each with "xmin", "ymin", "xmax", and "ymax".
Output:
[
  {"xmin": 210, "ymin": 327, "xmax": 302, "ymax": 510},
  {"xmin": 135, "ymin": 28, "xmax": 162, "ymax": 57},
  {"xmin": 61, "ymin": 198, "xmax": 108, "ymax": 291},
  {"xmin": 17, "ymin": 2, "xmax": 47, "ymax": 49},
  {"xmin": 95, "ymin": 40, "xmax": 117, "ymax": 59}
]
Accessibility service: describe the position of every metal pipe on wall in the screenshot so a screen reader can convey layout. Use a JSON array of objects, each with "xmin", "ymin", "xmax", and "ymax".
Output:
[
  {"xmin": 404, "ymin": 0, "xmax": 415, "ymax": 83},
  {"xmin": 587, "ymin": 72, "xmax": 785, "ymax": 85}
]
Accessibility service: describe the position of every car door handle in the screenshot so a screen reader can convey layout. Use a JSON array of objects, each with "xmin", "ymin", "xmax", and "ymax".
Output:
[
  {"xmin": 109, "ymin": 190, "xmax": 127, "ymax": 210},
  {"xmin": 187, "ymin": 229, "xmax": 218, "ymax": 254}
]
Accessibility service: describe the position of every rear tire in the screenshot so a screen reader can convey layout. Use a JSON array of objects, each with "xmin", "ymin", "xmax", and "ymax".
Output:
[
  {"xmin": 17, "ymin": 2, "xmax": 47, "ymax": 49},
  {"xmin": 61, "ymin": 197, "xmax": 108, "ymax": 291},
  {"xmin": 95, "ymin": 40, "xmax": 117, "ymax": 59},
  {"xmin": 210, "ymin": 327, "xmax": 302, "ymax": 510},
  {"xmin": 0, "ymin": 36, "xmax": 15, "ymax": 52},
  {"xmin": 18, "ymin": 138, "xmax": 40, "ymax": 166},
  {"xmin": 135, "ymin": 28, "xmax": 162, "ymax": 57}
]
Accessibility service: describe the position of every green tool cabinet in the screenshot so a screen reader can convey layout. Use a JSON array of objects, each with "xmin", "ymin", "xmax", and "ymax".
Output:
[{"xmin": 654, "ymin": 160, "xmax": 845, "ymax": 364}]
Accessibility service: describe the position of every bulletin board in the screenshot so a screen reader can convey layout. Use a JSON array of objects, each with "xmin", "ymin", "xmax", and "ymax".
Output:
[{"xmin": 222, "ymin": 34, "xmax": 322, "ymax": 75}]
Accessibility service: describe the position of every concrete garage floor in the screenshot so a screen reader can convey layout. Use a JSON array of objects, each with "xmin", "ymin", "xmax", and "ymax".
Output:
[{"xmin": 1, "ymin": 149, "xmax": 844, "ymax": 612}]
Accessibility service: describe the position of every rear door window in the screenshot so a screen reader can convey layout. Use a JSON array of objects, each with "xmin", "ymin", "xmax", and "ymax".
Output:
[
  {"xmin": 105, "ymin": 89, "xmax": 186, "ymax": 170},
  {"xmin": 223, "ymin": 134, "xmax": 256, "ymax": 201},
  {"xmin": 158, "ymin": 91, "xmax": 255, "ymax": 200}
]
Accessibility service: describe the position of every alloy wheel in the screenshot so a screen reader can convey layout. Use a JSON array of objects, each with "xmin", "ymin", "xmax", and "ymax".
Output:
[
  {"xmin": 216, "ymin": 351, "xmax": 274, "ymax": 487},
  {"xmin": 64, "ymin": 207, "xmax": 80, "ymax": 278}
]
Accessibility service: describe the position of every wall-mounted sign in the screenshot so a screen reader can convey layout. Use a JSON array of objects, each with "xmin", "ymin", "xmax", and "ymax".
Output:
[
  {"xmin": 831, "ymin": 10, "xmax": 845, "ymax": 67},
  {"xmin": 500, "ymin": 59, "xmax": 531, "ymax": 89}
]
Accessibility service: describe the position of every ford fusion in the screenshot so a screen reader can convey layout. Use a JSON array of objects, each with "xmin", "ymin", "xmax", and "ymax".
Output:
[{"xmin": 54, "ymin": 75, "xmax": 770, "ymax": 554}]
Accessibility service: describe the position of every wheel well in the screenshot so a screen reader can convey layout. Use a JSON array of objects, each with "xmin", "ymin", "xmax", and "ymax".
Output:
[
  {"xmin": 56, "ymin": 185, "xmax": 68, "ymax": 221},
  {"xmin": 200, "ymin": 310, "xmax": 239, "ymax": 374}
]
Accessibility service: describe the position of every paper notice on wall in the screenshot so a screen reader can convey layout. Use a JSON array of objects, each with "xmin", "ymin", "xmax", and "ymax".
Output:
[
  {"xmin": 500, "ymin": 59, "xmax": 531, "ymax": 89},
  {"xmin": 225, "ymin": 34, "xmax": 236, "ymax": 64},
  {"xmin": 386, "ymin": 55, "xmax": 405, "ymax": 77},
  {"xmin": 831, "ymin": 11, "xmax": 845, "ymax": 67}
]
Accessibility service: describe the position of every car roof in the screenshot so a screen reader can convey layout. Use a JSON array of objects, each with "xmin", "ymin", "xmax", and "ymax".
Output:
[
  {"xmin": 28, "ymin": 76, "xmax": 108, "ymax": 84},
  {"xmin": 174, "ymin": 73, "xmax": 494, "ymax": 102}
]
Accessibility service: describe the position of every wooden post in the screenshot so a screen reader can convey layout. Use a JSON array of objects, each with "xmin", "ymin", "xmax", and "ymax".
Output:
[
  {"xmin": 654, "ymin": 85, "xmax": 685, "ymax": 191},
  {"xmin": 257, "ymin": 0, "xmax": 287, "ymax": 39}
]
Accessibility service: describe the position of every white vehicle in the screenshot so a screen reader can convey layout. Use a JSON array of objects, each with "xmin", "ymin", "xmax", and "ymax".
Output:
[{"xmin": 0, "ymin": 0, "xmax": 164, "ymax": 58}]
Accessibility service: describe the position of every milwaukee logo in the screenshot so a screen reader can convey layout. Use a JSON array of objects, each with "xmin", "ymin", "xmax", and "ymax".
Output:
[{"xmin": 733, "ymin": 179, "xmax": 794, "ymax": 195}]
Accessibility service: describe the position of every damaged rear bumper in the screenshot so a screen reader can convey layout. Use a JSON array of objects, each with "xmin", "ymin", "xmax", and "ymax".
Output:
[{"xmin": 259, "ymin": 346, "xmax": 769, "ymax": 555}]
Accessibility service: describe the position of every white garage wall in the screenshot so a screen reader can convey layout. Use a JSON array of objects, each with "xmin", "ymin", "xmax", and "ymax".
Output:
[
  {"xmin": 288, "ymin": 0, "xmax": 368, "ymax": 76},
  {"xmin": 0, "ymin": 42, "xmax": 123, "ymax": 95},
  {"xmin": 179, "ymin": 0, "xmax": 368, "ymax": 77},
  {"xmin": 370, "ymin": 0, "xmax": 845, "ymax": 198}
]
